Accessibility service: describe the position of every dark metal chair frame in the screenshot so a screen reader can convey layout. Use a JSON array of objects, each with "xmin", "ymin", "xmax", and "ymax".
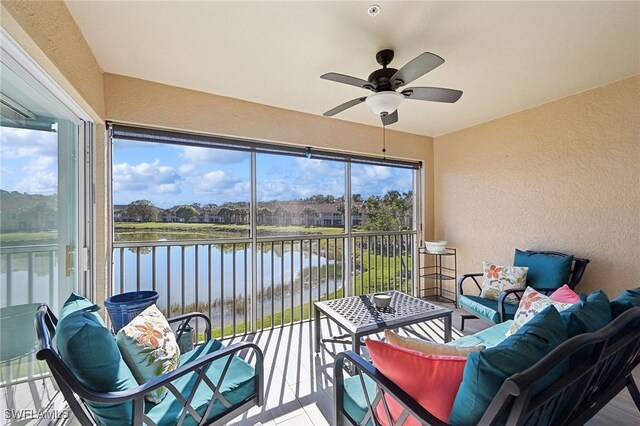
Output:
[
  {"xmin": 334, "ymin": 306, "xmax": 640, "ymax": 426},
  {"xmin": 35, "ymin": 305, "xmax": 264, "ymax": 426},
  {"xmin": 458, "ymin": 250, "xmax": 590, "ymax": 330}
]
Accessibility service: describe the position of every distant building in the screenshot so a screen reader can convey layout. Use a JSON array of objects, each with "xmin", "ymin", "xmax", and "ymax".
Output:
[{"xmin": 113, "ymin": 201, "xmax": 371, "ymax": 227}]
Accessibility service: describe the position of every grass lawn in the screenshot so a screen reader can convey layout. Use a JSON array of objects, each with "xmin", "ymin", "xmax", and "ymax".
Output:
[
  {"xmin": 0, "ymin": 230, "xmax": 57, "ymax": 244},
  {"xmin": 114, "ymin": 222, "xmax": 344, "ymax": 239}
]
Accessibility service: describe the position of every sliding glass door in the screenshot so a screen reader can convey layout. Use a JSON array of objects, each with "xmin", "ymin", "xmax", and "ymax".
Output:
[{"xmin": 0, "ymin": 32, "xmax": 92, "ymax": 423}]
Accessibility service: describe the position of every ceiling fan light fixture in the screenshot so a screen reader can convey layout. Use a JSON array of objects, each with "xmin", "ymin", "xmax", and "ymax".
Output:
[{"xmin": 365, "ymin": 91, "xmax": 404, "ymax": 115}]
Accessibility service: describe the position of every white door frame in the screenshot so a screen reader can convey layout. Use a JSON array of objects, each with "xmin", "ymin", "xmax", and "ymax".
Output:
[{"xmin": 1, "ymin": 27, "xmax": 95, "ymax": 301}]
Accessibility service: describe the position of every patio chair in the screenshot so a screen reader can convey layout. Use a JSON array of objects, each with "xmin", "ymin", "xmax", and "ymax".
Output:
[
  {"xmin": 34, "ymin": 304, "xmax": 264, "ymax": 426},
  {"xmin": 458, "ymin": 250, "xmax": 589, "ymax": 330}
]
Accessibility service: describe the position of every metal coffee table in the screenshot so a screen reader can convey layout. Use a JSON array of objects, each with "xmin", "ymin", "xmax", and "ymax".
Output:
[{"xmin": 314, "ymin": 290, "xmax": 452, "ymax": 355}]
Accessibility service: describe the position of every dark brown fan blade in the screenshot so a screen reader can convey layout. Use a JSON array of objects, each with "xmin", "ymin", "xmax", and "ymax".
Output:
[
  {"xmin": 323, "ymin": 97, "xmax": 367, "ymax": 116},
  {"xmin": 381, "ymin": 110, "xmax": 398, "ymax": 126},
  {"xmin": 402, "ymin": 87, "xmax": 463, "ymax": 103},
  {"xmin": 321, "ymin": 73, "xmax": 374, "ymax": 91},
  {"xmin": 391, "ymin": 52, "xmax": 445, "ymax": 87}
]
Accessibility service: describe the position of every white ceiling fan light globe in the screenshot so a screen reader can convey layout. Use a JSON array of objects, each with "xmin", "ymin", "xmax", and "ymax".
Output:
[{"xmin": 365, "ymin": 91, "xmax": 404, "ymax": 115}]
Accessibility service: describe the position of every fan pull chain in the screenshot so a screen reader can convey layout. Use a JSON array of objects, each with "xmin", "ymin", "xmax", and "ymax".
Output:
[{"xmin": 382, "ymin": 123, "xmax": 386, "ymax": 160}]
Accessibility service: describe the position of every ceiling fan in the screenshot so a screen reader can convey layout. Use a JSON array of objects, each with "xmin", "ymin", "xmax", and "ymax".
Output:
[{"xmin": 321, "ymin": 49, "xmax": 462, "ymax": 126}]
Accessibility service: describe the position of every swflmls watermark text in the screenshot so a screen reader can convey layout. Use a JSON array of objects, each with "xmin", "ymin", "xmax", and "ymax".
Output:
[{"xmin": 4, "ymin": 409, "xmax": 69, "ymax": 420}]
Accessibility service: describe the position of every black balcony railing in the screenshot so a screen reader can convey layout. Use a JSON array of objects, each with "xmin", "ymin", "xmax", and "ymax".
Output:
[{"xmin": 112, "ymin": 231, "xmax": 416, "ymax": 339}]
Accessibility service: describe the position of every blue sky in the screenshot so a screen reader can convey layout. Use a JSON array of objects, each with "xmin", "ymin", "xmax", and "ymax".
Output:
[
  {"xmin": 0, "ymin": 129, "xmax": 414, "ymax": 208},
  {"xmin": 0, "ymin": 127, "xmax": 59, "ymax": 195},
  {"xmin": 113, "ymin": 139, "xmax": 414, "ymax": 208}
]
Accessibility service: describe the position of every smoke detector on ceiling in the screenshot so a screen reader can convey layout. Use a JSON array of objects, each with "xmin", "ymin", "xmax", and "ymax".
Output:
[{"xmin": 367, "ymin": 5, "xmax": 381, "ymax": 17}]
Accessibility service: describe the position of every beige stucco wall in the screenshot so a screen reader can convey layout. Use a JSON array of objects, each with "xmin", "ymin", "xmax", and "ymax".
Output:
[
  {"xmin": 103, "ymin": 73, "xmax": 436, "ymax": 241},
  {"xmin": 434, "ymin": 75, "xmax": 640, "ymax": 296},
  {"xmin": 1, "ymin": 0, "xmax": 105, "ymax": 120}
]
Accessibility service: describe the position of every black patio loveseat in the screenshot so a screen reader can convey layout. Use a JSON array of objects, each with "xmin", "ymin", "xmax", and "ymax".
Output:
[
  {"xmin": 35, "ymin": 304, "xmax": 264, "ymax": 426},
  {"xmin": 334, "ymin": 303, "xmax": 640, "ymax": 425}
]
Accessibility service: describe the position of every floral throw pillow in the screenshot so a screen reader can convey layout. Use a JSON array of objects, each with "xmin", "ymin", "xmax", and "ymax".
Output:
[
  {"xmin": 507, "ymin": 287, "xmax": 575, "ymax": 336},
  {"xmin": 480, "ymin": 262, "xmax": 528, "ymax": 303},
  {"xmin": 116, "ymin": 304, "xmax": 180, "ymax": 403}
]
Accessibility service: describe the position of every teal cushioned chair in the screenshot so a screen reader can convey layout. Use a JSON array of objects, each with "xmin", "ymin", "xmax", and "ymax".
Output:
[
  {"xmin": 458, "ymin": 250, "xmax": 589, "ymax": 330},
  {"xmin": 35, "ymin": 303, "xmax": 264, "ymax": 426},
  {"xmin": 145, "ymin": 339, "xmax": 259, "ymax": 426}
]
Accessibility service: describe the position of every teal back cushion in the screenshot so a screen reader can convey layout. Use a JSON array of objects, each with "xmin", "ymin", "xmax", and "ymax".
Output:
[
  {"xmin": 59, "ymin": 293, "xmax": 105, "ymax": 326},
  {"xmin": 56, "ymin": 306, "xmax": 138, "ymax": 426},
  {"xmin": 513, "ymin": 250, "xmax": 573, "ymax": 290},
  {"xmin": 560, "ymin": 290, "xmax": 611, "ymax": 338},
  {"xmin": 610, "ymin": 288, "xmax": 640, "ymax": 318},
  {"xmin": 449, "ymin": 306, "xmax": 568, "ymax": 426}
]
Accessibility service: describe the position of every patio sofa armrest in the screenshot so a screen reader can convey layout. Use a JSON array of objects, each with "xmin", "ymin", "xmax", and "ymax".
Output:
[
  {"xmin": 333, "ymin": 350, "xmax": 448, "ymax": 426},
  {"xmin": 497, "ymin": 287, "xmax": 526, "ymax": 323},
  {"xmin": 167, "ymin": 311, "xmax": 212, "ymax": 344},
  {"xmin": 457, "ymin": 273, "xmax": 483, "ymax": 297},
  {"xmin": 496, "ymin": 284, "xmax": 571, "ymax": 323}
]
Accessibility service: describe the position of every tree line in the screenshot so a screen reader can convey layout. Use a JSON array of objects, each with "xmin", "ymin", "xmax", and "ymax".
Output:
[{"xmin": 118, "ymin": 191, "xmax": 413, "ymax": 231}]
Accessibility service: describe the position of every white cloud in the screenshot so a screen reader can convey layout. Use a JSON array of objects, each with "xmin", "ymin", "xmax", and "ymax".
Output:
[
  {"xmin": 1, "ymin": 128, "xmax": 59, "ymax": 194},
  {"xmin": 351, "ymin": 165, "xmax": 411, "ymax": 197},
  {"xmin": 181, "ymin": 146, "xmax": 248, "ymax": 164},
  {"xmin": 0, "ymin": 127, "xmax": 57, "ymax": 159},
  {"xmin": 257, "ymin": 179, "xmax": 288, "ymax": 200},
  {"xmin": 191, "ymin": 170, "xmax": 245, "ymax": 194},
  {"xmin": 13, "ymin": 156, "xmax": 58, "ymax": 195},
  {"xmin": 178, "ymin": 164, "xmax": 196, "ymax": 174},
  {"xmin": 254, "ymin": 158, "xmax": 348, "ymax": 201},
  {"xmin": 156, "ymin": 184, "xmax": 180, "ymax": 194},
  {"xmin": 180, "ymin": 170, "xmax": 249, "ymax": 202},
  {"xmin": 113, "ymin": 159, "xmax": 182, "ymax": 194},
  {"xmin": 1, "ymin": 130, "xmax": 59, "ymax": 194}
]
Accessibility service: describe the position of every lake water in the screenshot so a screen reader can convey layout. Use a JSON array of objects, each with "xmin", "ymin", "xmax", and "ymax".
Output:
[
  {"xmin": 1, "ymin": 243, "xmax": 340, "ymax": 321},
  {"xmin": 113, "ymin": 243, "xmax": 338, "ymax": 315}
]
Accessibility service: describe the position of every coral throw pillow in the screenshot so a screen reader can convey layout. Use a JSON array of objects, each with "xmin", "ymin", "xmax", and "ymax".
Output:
[
  {"xmin": 480, "ymin": 262, "xmax": 528, "ymax": 302},
  {"xmin": 550, "ymin": 284, "xmax": 580, "ymax": 304},
  {"xmin": 366, "ymin": 339, "xmax": 467, "ymax": 424},
  {"xmin": 116, "ymin": 304, "xmax": 180, "ymax": 403},
  {"xmin": 507, "ymin": 287, "xmax": 574, "ymax": 336}
]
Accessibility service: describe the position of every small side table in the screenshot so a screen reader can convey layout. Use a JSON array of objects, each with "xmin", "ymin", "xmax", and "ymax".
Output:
[{"xmin": 419, "ymin": 247, "xmax": 457, "ymax": 305}]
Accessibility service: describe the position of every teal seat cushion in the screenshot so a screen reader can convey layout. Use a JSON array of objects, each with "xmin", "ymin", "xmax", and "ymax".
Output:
[
  {"xmin": 459, "ymin": 295, "xmax": 517, "ymax": 324},
  {"xmin": 449, "ymin": 306, "xmax": 568, "ymax": 426},
  {"xmin": 560, "ymin": 290, "xmax": 611, "ymax": 337},
  {"xmin": 59, "ymin": 293, "xmax": 105, "ymax": 325},
  {"xmin": 449, "ymin": 320, "xmax": 513, "ymax": 349},
  {"xmin": 342, "ymin": 374, "xmax": 377, "ymax": 426},
  {"xmin": 513, "ymin": 249, "xmax": 573, "ymax": 290},
  {"xmin": 56, "ymin": 306, "xmax": 138, "ymax": 426},
  {"xmin": 146, "ymin": 339, "xmax": 257, "ymax": 426},
  {"xmin": 610, "ymin": 288, "xmax": 640, "ymax": 318}
]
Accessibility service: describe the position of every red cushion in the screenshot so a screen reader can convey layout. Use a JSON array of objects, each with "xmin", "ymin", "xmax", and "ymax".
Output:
[
  {"xmin": 550, "ymin": 284, "xmax": 580, "ymax": 304},
  {"xmin": 366, "ymin": 339, "xmax": 467, "ymax": 424}
]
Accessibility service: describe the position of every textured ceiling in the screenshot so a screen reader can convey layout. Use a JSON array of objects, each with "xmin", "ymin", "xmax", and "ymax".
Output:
[{"xmin": 65, "ymin": 1, "xmax": 640, "ymax": 137}]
